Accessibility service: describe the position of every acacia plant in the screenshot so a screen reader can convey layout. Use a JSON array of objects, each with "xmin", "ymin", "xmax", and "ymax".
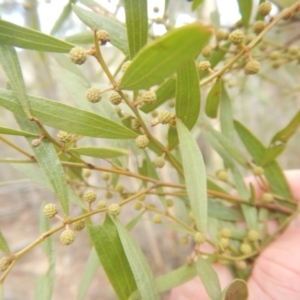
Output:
[{"xmin": 0, "ymin": 0, "xmax": 300, "ymax": 299}]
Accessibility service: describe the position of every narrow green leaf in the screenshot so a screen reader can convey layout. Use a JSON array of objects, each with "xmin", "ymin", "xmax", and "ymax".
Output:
[
  {"xmin": 72, "ymin": 5, "xmax": 128, "ymax": 55},
  {"xmin": 65, "ymin": 31, "xmax": 93, "ymax": 44},
  {"xmin": 177, "ymin": 120, "xmax": 207, "ymax": 232},
  {"xmin": 168, "ymin": 59, "xmax": 200, "ymax": 150},
  {"xmin": 112, "ymin": 218, "xmax": 159, "ymax": 300},
  {"xmin": 201, "ymin": 128, "xmax": 235, "ymax": 168},
  {"xmin": 220, "ymin": 84, "xmax": 234, "ymax": 141},
  {"xmin": 205, "ymin": 79, "xmax": 221, "ymax": 118},
  {"xmin": 207, "ymin": 125, "xmax": 248, "ymax": 168},
  {"xmin": 221, "ymin": 279, "xmax": 248, "ymax": 300},
  {"xmin": 237, "ymin": 0, "xmax": 253, "ymax": 28},
  {"xmin": 176, "ymin": 59, "xmax": 201, "ymax": 129},
  {"xmin": 0, "ymin": 89, "xmax": 138, "ymax": 139},
  {"xmin": 0, "ymin": 45, "xmax": 30, "ymax": 116},
  {"xmin": 196, "ymin": 256, "xmax": 222, "ymax": 300},
  {"xmin": 12, "ymin": 107, "xmax": 70, "ymax": 216},
  {"xmin": 126, "ymin": 212, "xmax": 145, "ymax": 231},
  {"xmin": 53, "ymin": 53, "xmax": 89, "ymax": 84},
  {"xmin": 232, "ymin": 167, "xmax": 258, "ymax": 230},
  {"xmin": 32, "ymin": 139, "xmax": 69, "ymax": 216},
  {"xmin": 77, "ymin": 248, "xmax": 100, "ymax": 300},
  {"xmin": 207, "ymin": 179, "xmax": 228, "ymax": 194},
  {"xmin": 192, "ymin": 0, "xmax": 204, "ymax": 11},
  {"xmin": 130, "ymin": 264, "xmax": 197, "ymax": 299},
  {"xmin": 12, "ymin": 163, "xmax": 85, "ymax": 209},
  {"xmin": 35, "ymin": 204, "xmax": 55, "ymax": 300},
  {"xmin": 141, "ymin": 77, "xmax": 176, "ymax": 113},
  {"xmin": 142, "ymin": 150, "xmax": 167, "ymax": 207},
  {"xmin": 0, "ymin": 126, "xmax": 38, "ymax": 137},
  {"xmin": 167, "ymin": 125, "xmax": 179, "ymax": 151},
  {"xmin": 0, "ymin": 231, "xmax": 10, "ymax": 254},
  {"xmin": 50, "ymin": 1, "xmax": 72, "ymax": 36},
  {"xmin": 208, "ymin": 202, "xmax": 243, "ymax": 221},
  {"xmin": 260, "ymin": 144, "xmax": 285, "ymax": 166},
  {"xmin": 0, "ymin": 19, "xmax": 74, "ymax": 52},
  {"xmin": 89, "ymin": 216, "xmax": 137, "ymax": 300},
  {"xmin": 119, "ymin": 23, "xmax": 212, "ymax": 90},
  {"xmin": 66, "ymin": 147, "xmax": 128, "ymax": 158},
  {"xmin": 234, "ymin": 120, "xmax": 292, "ymax": 198},
  {"xmin": 270, "ymin": 111, "xmax": 300, "ymax": 145},
  {"xmin": 124, "ymin": 0, "xmax": 148, "ymax": 59}
]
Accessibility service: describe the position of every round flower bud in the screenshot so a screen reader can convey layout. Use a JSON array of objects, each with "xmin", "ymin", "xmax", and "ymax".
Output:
[
  {"xmin": 261, "ymin": 192, "xmax": 273, "ymax": 203},
  {"xmin": 43, "ymin": 203, "xmax": 58, "ymax": 218},
  {"xmin": 134, "ymin": 201, "xmax": 143, "ymax": 210},
  {"xmin": 135, "ymin": 135, "xmax": 149, "ymax": 149},
  {"xmin": 86, "ymin": 87, "xmax": 102, "ymax": 103},
  {"xmin": 272, "ymin": 61, "xmax": 282, "ymax": 69},
  {"xmin": 201, "ymin": 45, "xmax": 212, "ymax": 58},
  {"xmin": 219, "ymin": 238, "xmax": 229, "ymax": 249},
  {"xmin": 258, "ymin": 2, "xmax": 272, "ymax": 16},
  {"xmin": 194, "ymin": 232, "xmax": 205, "ymax": 244},
  {"xmin": 121, "ymin": 60, "xmax": 131, "ymax": 72},
  {"xmin": 96, "ymin": 30, "xmax": 110, "ymax": 45},
  {"xmin": 215, "ymin": 29, "xmax": 228, "ymax": 41},
  {"xmin": 240, "ymin": 243, "xmax": 252, "ymax": 254},
  {"xmin": 109, "ymin": 91, "xmax": 122, "ymax": 105},
  {"xmin": 73, "ymin": 219, "xmax": 85, "ymax": 231},
  {"xmin": 198, "ymin": 61, "xmax": 211, "ymax": 71},
  {"xmin": 168, "ymin": 100, "xmax": 175, "ymax": 108},
  {"xmin": 153, "ymin": 6, "xmax": 159, "ymax": 13},
  {"xmin": 220, "ymin": 228, "xmax": 232, "ymax": 238},
  {"xmin": 157, "ymin": 110, "xmax": 172, "ymax": 124},
  {"xmin": 152, "ymin": 214, "xmax": 162, "ymax": 224},
  {"xmin": 216, "ymin": 170, "xmax": 228, "ymax": 181},
  {"xmin": 142, "ymin": 91, "xmax": 157, "ymax": 105},
  {"xmin": 105, "ymin": 192, "xmax": 113, "ymax": 199},
  {"xmin": 151, "ymin": 110, "xmax": 158, "ymax": 118},
  {"xmin": 235, "ymin": 260, "xmax": 247, "ymax": 270},
  {"xmin": 269, "ymin": 51, "xmax": 281, "ymax": 60},
  {"xmin": 132, "ymin": 119, "xmax": 141, "ymax": 130},
  {"xmin": 83, "ymin": 190, "xmax": 97, "ymax": 203},
  {"xmin": 69, "ymin": 46, "xmax": 87, "ymax": 65},
  {"xmin": 31, "ymin": 139, "xmax": 41, "ymax": 148},
  {"xmin": 60, "ymin": 229, "xmax": 75, "ymax": 245},
  {"xmin": 288, "ymin": 45, "xmax": 299, "ymax": 56},
  {"xmin": 102, "ymin": 172, "xmax": 110, "ymax": 181},
  {"xmin": 83, "ymin": 169, "xmax": 91, "ymax": 178},
  {"xmin": 108, "ymin": 203, "xmax": 121, "ymax": 216},
  {"xmin": 115, "ymin": 184, "xmax": 124, "ymax": 193},
  {"xmin": 252, "ymin": 166, "xmax": 264, "ymax": 176},
  {"xmin": 180, "ymin": 236, "xmax": 189, "ymax": 245},
  {"xmin": 229, "ymin": 30, "xmax": 245, "ymax": 45},
  {"xmin": 57, "ymin": 131, "xmax": 72, "ymax": 143},
  {"xmin": 247, "ymin": 229, "xmax": 259, "ymax": 242},
  {"xmin": 153, "ymin": 156, "xmax": 165, "ymax": 168},
  {"xmin": 0, "ymin": 256, "xmax": 13, "ymax": 272},
  {"xmin": 96, "ymin": 200, "xmax": 107, "ymax": 209},
  {"xmin": 253, "ymin": 21, "xmax": 265, "ymax": 35},
  {"xmin": 155, "ymin": 17, "xmax": 164, "ymax": 24},
  {"xmin": 244, "ymin": 60, "xmax": 260, "ymax": 75},
  {"xmin": 166, "ymin": 199, "xmax": 173, "ymax": 207}
]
